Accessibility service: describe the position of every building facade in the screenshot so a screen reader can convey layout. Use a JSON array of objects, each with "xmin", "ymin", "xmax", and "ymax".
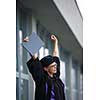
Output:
[{"xmin": 16, "ymin": 0, "xmax": 83, "ymax": 100}]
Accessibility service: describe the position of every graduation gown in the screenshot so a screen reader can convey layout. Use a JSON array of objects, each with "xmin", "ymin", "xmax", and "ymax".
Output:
[{"xmin": 27, "ymin": 56, "xmax": 65, "ymax": 100}]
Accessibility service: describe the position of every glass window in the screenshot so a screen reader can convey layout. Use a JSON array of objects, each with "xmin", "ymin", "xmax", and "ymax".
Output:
[
  {"xmin": 72, "ymin": 91, "xmax": 78, "ymax": 100},
  {"xmin": 16, "ymin": 5, "xmax": 33, "ymax": 100},
  {"xmin": 16, "ymin": 78, "xmax": 19, "ymax": 100},
  {"xmin": 71, "ymin": 62, "xmax": 78, "ymax": 89},
  {"xmin": 80, "ymin": 74, "xmax": 83, "ymax": 91},
  {"xmin": 71, "ymin": 61, "xmax": 78, "ymax": 100},
  {"xmin": 66, "ymin": 90, "xmax": 70, "ymax": 100},
  {"xmin": 16, "ymin": 30, "xmax": 23, "ymax": 72},
  {"xmin": 60, "ymin": 60, "xmax": 66, "ymax": 85},
  {"xmin": 16, "ymin": 7, "xmax": 31, "ymax": 74},
  {"xmin": 71, "ymin": 67, "xmax": 77, "ymax": 89},
  {"xmin": 80, "ymin": 73, "xmax": 83, "ymax": 100},
  {"xmin": 17, "ymin": 30, "xmax": 28, "ymax": 74},
  {"xmin": 22, "ymin": 48, "xmax": 28, "ymax": 74},
  {"xmin": 16, "ymin": 78, "xmax": 29, "ymax": 100},
  {"xmin": 39, "ymin": 47, "xmax": 49, "ymax": 59},
  {"xmin": 39, "ymin": 47, "xmax": 44, "ymax": 59},
  {"xmin": 80, "ymin": 92, "xmax": 83, "ymax": 100},
  {"xmin": 16, "ymin": 8, "xmax": 19, "ymax": 72},
  {"xmin": 44, "ymin": 48, "xmax": 49, "ymax": 56},
  {"xmin": 21, "ymin": 79, "xmax": 29, "ymax": 100}
]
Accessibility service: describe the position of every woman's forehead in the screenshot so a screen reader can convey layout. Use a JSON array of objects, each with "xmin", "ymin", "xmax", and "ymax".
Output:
[{"xmin": 49, "ymin": 62, "xmax": 56, "ymax": 66}]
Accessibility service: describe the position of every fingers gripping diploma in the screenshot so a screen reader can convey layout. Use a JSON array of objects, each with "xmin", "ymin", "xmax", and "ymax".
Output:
[{"xmin": 23, "ymin": 36, "xmax": 29, "ymax": 42}]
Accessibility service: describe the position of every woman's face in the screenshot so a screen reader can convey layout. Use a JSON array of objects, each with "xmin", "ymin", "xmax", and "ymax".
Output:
[{"xmin": 44, "ymin": 62, "xmax": 57, "ymax": 74}]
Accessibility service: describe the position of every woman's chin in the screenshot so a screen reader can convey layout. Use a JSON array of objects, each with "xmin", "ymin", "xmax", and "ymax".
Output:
[{"xmin": 54, "ymin": 70, "xmax": 57, "ymax": 73}]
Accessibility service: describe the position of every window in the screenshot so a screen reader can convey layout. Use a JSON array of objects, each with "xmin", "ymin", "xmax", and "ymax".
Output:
[
  {"xmin": 72, "ymin": 91, "xmax": 78, "ymax": 100},
  {"xmin": 80, "ymin": 73, "xmax": 83, "ymax": 91},
  {"xmin": 71, "ymin": 67, "xmax": 77, "ymax": 89},
  {"xmin": 71, "ymin": 62, "xmax": 78, "ymax": 100},
  {"xmin": 39, "ymin": 47, "xmax": 44, "ymax": 59},
  {"xmin": 20, "ymin": 79, "xmax": 29, "ymax": 100},
  {"xmin": 44, "ymin": 48, "xmax": 49, "ymax": 56},
  {"xmin": 60, "ymin": 60, "xmax": 66, "ymax": 84},
  {"xmin": 60, "ymin": 60, "xmax": 69, "ymax": 100},
  {"xmin": 16, "ymin": 4, "xmax": 33, "ymax": 100},
  {"xmin": 80, "ymin": 73, "xmax": 83, "ymax": 100},
  {"xmin": 16, "ymin": 78, "xmax": 19, "ymax": 100}
]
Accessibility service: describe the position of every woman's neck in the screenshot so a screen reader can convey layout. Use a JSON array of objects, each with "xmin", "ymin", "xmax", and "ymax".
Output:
[{"xmin": 47, "ymin": 72, "xmax": 53, "ymax": 77}]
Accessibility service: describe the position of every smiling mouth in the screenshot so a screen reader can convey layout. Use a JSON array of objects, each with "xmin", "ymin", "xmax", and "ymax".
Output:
[{"xmin": 54, "ymin": 69, "xmax": 57, "ymax": 71}]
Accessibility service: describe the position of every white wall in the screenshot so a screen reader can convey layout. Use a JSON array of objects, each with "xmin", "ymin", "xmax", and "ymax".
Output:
[{"xmin": 53, "ymin": 0, "xmax": 83, "ymax": 47}]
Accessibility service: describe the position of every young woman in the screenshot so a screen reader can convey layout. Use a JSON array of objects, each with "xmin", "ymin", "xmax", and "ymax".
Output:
[{"xmin": 24, "ymin": 34, "xmax": 65, "ymax": 100}]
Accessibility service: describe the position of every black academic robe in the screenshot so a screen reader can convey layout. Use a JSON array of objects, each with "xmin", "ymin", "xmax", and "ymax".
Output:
[{"xmin": 27, "ymin": 56, "xmax": 65, "ymax": 100}]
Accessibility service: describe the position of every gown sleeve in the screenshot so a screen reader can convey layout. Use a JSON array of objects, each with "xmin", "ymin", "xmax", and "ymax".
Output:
[{"xmin": 26, "ymin": 57, "xmax": 44, "ymax": 84}]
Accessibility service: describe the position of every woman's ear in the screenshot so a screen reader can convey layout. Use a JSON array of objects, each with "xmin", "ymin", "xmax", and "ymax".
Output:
[{"xmin": 43, "ymin": 67, "xmax": 48, "ymax": 71}]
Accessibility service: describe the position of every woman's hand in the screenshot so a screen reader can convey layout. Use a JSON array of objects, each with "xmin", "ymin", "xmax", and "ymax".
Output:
[
  {"xmin": 50, "ymin": 35, "xmax": 58, "ymax": 44},
  {"xmin": 23, "ymin": 36, "xmax": 29, "ymax": 42},
  {"xmin": 51, "ymin": 34, "xmax": 59, "ymax": 57}
]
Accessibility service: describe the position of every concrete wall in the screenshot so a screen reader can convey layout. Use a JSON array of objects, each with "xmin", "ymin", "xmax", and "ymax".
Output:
[{"xmin": 53, "ymin": 0, "xmax": 83, "ymax": 47}]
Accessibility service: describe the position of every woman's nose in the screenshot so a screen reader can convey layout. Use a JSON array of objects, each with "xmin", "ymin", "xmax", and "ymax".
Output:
[{"xmin": 54, "ymin": 64, "xmax": 57, "ymax": 68}]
